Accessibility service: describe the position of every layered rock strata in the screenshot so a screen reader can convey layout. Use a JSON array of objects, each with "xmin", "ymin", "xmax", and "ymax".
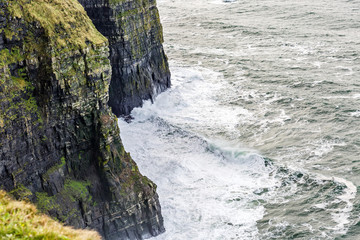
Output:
[
  {"xmin": 0, "ymin": 0, "xmax": 164, "ymax": 239},
  {"xmin": 79, "ymin": 0, "xmax": 171, "ymax": 116}
]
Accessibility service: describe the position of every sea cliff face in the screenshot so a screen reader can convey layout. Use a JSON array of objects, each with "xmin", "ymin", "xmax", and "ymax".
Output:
[
  {"xmin": 78, "ymin": 0, "xmax": 171, "ymax": 116},
  {"xmin": 0, "ymin": 0, "xmax": 164, "ymax": 239}
]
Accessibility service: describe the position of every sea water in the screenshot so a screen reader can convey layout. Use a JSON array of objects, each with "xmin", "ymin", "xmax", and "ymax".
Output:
[{"xmin": 118, "ymin": 0, "xmax": 360, "ymax": 239}]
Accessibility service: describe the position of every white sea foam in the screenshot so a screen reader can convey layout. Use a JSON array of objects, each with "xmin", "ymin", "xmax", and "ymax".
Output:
[
  {"xmin": 130, "ymin": 64, "xmax": 253, "ymax": 141},
  {"xmin": 310, "ymin": 139, "xmax": 347, "ymax": 158},
  {"xmin": 123, "ymin": 0, "xmax": 360, "ymax": 237},
  {"xmin": 118, "ymin": 116, "xmax": 275, "ymax": 240},
  {"xmin": 350, "ymin": 111, "xmax": 360, "ymax": 117},
  {"xmin": 330, "ymin": 177, "xmax": 357, "ymax": 234},
  {"xmin": 118, "ymin": 62, "xmax": 357, "ymax": 238},
  {"xmin": 119, "ymin": 65, "xmax": 278, "ymax": 239}
]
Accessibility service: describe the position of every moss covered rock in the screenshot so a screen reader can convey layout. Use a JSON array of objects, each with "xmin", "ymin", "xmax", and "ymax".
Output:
[{"xmin": 0, "ymin": 0, "xmax": 164, "ymax": 239}]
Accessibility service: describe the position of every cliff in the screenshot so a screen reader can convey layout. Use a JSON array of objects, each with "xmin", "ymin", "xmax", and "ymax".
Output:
[
  {"xmin": 0, "ymin": 0, "xmax": 164, "ymax": 239},
  {"xmin": 78, "ymin": 0, "xmax": 171, "ymax": 116}
]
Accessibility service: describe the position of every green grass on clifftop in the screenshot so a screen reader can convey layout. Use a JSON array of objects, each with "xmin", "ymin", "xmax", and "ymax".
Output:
[
  {"xmin": 0, "ymin": 190, "xmax": 101, "ymax": 240},
  {"xmin": 8, "ymin": 0, "xmax": 107, "ymax": 49}
]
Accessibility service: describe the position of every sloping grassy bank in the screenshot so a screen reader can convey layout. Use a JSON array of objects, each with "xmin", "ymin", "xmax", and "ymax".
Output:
[{"xmin": 0, "ymin": 190, "xmax": 101, "ymax": 240}]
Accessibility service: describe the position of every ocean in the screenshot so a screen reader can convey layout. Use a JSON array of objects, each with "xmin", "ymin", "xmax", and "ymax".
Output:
[{"xmin": 118, "ymin": 0, "xmax": 360, "ymax": 239}]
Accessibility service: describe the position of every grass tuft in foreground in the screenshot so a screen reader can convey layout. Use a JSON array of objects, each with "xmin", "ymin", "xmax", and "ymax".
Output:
[{"xmin": 0, "ymin": 190, "xmax": 101, "ymax": 240}]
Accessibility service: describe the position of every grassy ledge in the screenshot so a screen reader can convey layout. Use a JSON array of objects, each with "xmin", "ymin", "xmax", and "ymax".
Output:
[
  {"xmin": 8, "ymin": 0, "xmax": 107, "ymax": 49},
  {"xmin": 0, "ymin": 190, "xmax": 101, "ymax": 240}
]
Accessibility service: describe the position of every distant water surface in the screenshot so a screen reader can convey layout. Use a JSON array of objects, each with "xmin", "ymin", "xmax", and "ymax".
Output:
[{"xmin": 119, "ymin": 0, "xmax": 360, "ymax": 239}]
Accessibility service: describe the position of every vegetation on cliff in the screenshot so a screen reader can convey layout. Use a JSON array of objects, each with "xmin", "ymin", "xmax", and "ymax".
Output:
[
  {"xmin": 6, "ymin": 0, "xmax": 106, "ymax": 48},
  {"xmin": 0, "ymin": 0, "xmax": 109, "ymax": 133},
  {"xmin": 0, "ymin": 190, "xmax": 100, "ymax": 240},
  {"xmin": 0, "ymin": 0, "xmax": 165, "ymax": 238}
]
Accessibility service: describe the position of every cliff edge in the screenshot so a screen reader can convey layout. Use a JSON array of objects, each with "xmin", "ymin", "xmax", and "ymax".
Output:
[
  {"xmin": 0, "ymin": 0, "xmax": 164, "ymax": 239},
  {"xmin": 79, "ymin": 0, "xmax": 171, "ymax": 116}
]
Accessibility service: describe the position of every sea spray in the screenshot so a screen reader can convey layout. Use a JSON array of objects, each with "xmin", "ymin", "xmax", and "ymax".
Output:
[{"xmin": 119, "ymin": 63, "xmax": 357, "ymax": 238}]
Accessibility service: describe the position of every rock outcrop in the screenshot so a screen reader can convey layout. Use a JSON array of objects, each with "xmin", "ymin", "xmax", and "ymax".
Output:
[
  {"xmin": 78, "ymin": 0, "xmax": 171, "ymax": 116},
  {"xmin": 0, "ymin": 0, "xmax": 164, "ymax": 239}
]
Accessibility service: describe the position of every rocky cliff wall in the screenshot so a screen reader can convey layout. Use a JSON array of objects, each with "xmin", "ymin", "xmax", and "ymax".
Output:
[
  {"xmin": 0, "ymin": 0, "xmax": 164, "ymax": 239},
  {"xmin": 78, "ymin": 0, "xmax": 171, "ymax": 116}
]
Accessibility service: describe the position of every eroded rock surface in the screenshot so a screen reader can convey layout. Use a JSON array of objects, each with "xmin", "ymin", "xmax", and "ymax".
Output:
[
  {"xmin": 79, "ymin": 0, "xmax": 171, "ymax": 116},
  {"xmin": 0, "ymin": 0, "xmax": 164, "ymax": 239}
]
